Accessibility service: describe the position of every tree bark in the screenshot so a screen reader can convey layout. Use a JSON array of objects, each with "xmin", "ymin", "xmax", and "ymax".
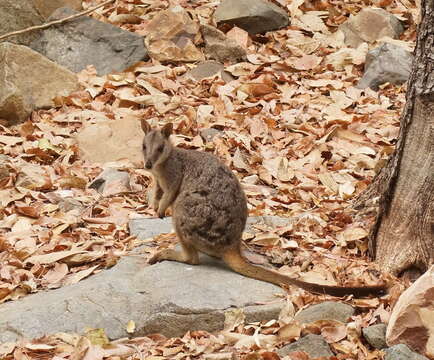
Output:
[{"xmin": 357, "ymin": 0, "xmax": 434, "ymax": 275}]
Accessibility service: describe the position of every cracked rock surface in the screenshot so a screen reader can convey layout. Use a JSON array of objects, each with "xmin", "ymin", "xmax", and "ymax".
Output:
[{"xmin": 0, "ymin": 217, "xmax": 285, "ymax": 342}]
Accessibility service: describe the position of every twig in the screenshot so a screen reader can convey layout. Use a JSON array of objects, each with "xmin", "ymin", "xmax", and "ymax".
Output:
[{"xmin": 0, "ymin": 0, "xmax": 116, "ymax": 41}]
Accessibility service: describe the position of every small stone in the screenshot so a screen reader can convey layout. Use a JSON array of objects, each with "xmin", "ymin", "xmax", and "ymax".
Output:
[
  {"xmin": 15, "ymin": 164, "xmax": 51, "ymax": 191},
  {"xmin": 294, "ymin": 301, "xmax": 355, "ymax": 324},
  {"xmin": 339, "ymin": 8, "xmax": 404, "ymax": 48},
  {"xmin": 386, "ymin": 265, "xmax": 434, "ymax": 359},
  {"xmin": 89, "ymin": 168, "xmax": 131, "ymax": 196},
  {"xmin": 58, "ymin": 198, "xmax": 84, "ymax": 213},
  {"xmin": 30, "ymin": 7, "xmax": 148, "ymax": 75},
  {"xmin": 145, "ymin": 7, "xmax": 204, "ymax": 63},
  {"xmin": 277, "ymin": 334, "xmax": 334, "ymax": 358},
  {"xmin": 201, "ymin": 25, "xmax": 246, "ymax": 64},
  {"xmin": 357, "ymin": 43, "xmax": 413, "ymax": 90},
  {"xmin": 363, "ymin": 323, "xmax": 387, "ymax": 349},
  {"xmin": 385, "ymin": 344, "xmax": 429, "ymax": 360},
  {"xmin": 214, "ymin": 0, "xmax": 290, "ymax": 35},
  {"xmin": 0, "ymin": 42, "xmax": 79, "ymax": 125},
  {"xmin": 200, "ymin": 128, "xmax": 222, "ymax": 142},
  {"xmin": 188, "ymin": 61, "xmax": 234, "ymax": 82}
]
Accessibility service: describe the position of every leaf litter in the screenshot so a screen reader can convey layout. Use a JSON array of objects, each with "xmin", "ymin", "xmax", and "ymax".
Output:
[{"xmin": 0, "ymin": 0, "xmax": 417, "ymax": 358}]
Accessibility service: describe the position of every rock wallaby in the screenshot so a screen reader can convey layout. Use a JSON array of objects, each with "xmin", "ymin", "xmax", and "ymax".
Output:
[{"xmin": 141, "ymin": 120, "xmax": 386, "ymax": 297}]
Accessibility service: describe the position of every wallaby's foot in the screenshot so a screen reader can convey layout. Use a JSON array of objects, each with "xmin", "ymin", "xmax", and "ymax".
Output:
[{"xmin": 148, "ymin": 248, "xmax": 200, "ymax": 265}]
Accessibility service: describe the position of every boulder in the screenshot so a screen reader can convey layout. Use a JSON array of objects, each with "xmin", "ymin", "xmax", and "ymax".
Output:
[
  {"xmin": 294, "ymin": 301, "xmax": 355, "ymax": 324},
  {"xmin": 188, "ymin": 61, "xmax": 234, "ymax": 82},
  {"xmin": 339, "ymin": 8, "xmax": 404, "ymax": 48},
  {"xmin": 0, "ymin": 42, "xmax": 78, "ymax": 125},
  {"xmin": 214, "ymin": 0, "xmax": 290, "ymax": 34},
  {"xmin": 357, "ymin": 43, "xmax": 413, "ymax": 90},
  {"xmin": 201, "ymin": 25, "xmax": 246, "ymax": 64},
  {"xmin": 144, "ymin": 7, "xmax": 204, "ymax": 62},
  {"xmin": 363, "ymin": 323, "xmax": 387, "ymax": 349},
  {"xmin": 32, "ymin": 0, "xmax": 82, "ymax": 19},
  {"xmin": 385, "ymin": 344, "xmax": 430, "ymax": 360},
  {"xmin": 75, "ymin": 115, "xmax": 143, "ymax": 165},
  {"xmin": 386, "ymin": 266, "xmax": 434, "ymax": 359},
  {"xmin": 277, "ymin": 334, "xmax": 334, "ymax": 358},
  {"xmin": 0, "ymin": 255, "xmax": 284, "ymax": 342},
  {"xmin": 0, "ymin": 0, "xmax": 44, "ymax": 46},
  {"xmin": 30, "ymin": 7, "xmax": 148, "ymax": 75}
]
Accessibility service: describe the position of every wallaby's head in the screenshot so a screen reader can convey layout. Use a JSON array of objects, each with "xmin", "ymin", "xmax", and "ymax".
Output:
[{"xmin": 141, "ymin": 120, "xmax": 173, "ymax": 170}]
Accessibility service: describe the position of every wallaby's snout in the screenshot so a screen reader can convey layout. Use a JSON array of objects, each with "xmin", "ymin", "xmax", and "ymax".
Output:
[{"xmin": 145, "ymin": 160, "xmax": 152, "ymax": 169}]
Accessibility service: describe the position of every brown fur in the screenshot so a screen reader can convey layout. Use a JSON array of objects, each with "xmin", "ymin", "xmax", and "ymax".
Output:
[{"xmin": 142, "ymin": 121, "xmax": 387, "ymax": 297}]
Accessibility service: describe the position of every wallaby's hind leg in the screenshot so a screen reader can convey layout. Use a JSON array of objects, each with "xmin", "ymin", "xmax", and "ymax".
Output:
[{"xmin": 148, "ymin": 240, "xmax": 200, "ymax": 265}]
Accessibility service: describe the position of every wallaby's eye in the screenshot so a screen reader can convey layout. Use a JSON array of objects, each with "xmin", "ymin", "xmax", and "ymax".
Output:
[
  {"xmin": 157, "ymin": 144, "xmax": 164, "ymax": 152},
  {"xmin": 142, "ymin": 144, "xmax": 146, "ymax": 151}
]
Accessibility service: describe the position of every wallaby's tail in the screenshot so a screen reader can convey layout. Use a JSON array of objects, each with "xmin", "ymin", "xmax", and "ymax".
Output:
[{"xmin": 222, "ymin": 247, "xmax": 386, "ymax": 297}]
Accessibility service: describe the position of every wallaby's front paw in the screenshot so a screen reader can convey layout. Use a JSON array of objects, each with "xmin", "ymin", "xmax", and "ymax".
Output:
[{"xmin": 157, "ymin": 208, "xmax": 166, "ymax": 218}]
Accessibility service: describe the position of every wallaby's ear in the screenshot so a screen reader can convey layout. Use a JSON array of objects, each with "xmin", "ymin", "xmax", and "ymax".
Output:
[
  {"xmin": 141, "ymin": 119, "xmax": 151, "ymax": 134},
  {"xmin": 161, "ymin": 123, "xmax": 173, "ymax": 138}
]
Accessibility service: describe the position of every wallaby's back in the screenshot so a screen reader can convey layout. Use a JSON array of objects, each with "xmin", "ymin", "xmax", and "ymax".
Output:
[{"xmin": 170, "ymin": 148, "xmax": 248, "ymax": 257}]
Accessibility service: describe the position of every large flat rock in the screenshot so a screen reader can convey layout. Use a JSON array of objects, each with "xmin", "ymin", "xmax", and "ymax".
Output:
[
  {"xmin": 0, "ymin": 254, "xmax": 283, "ymax": 343},
  {"xmin": 0, "ymin": 216, "xmax": 288, "ymax": 343}
]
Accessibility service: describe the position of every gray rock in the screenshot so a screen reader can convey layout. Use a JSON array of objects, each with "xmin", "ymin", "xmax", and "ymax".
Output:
[
  {"xmin": 385, "ymin": 344, "xmax": 429, "ymax": 360},
  {"xmin": 277, "ymin": 334, "xmax": 334, "ymax": 358},
  {"xmin": 188, "ymin": 61, "xmax": 234, "ymax": 82},
  {"xmin": 201, "ymin": 25, "xmax": 246, "ymax": 64},
  {"xmin": 339, "ymin": 8, "xmax": 404, "ymax": 48},
  {"xmin": 0, "ymin": 42, "xmax": 78, "ymax": 125},
  {"xmin": 214, "ymin": 0, "xmax": 290, "ymax": 35},
  {"xmin": 0, "ymin": 0, "xmax": 44, "ymax": 46},
  {"xmin": 30, "ymin": 7, "xmax": 148, "ymax": 75},
  {"xmin": 362, "ymin": 323, "xmax": 387, "ymax": 349},
  {"xmin": 357, "ymin": 43, "xmax": 413, "ymax": 90},
  {"xmin": 294, "ymin": 301, "xmax": 355, "ymax": 324},
  {"xmin": 89, "ymin": 168, "xmax": 131, "ymax": 196},
  {"xmin": 129, "ymin": 217, "xmax": 174, "ymax": 240},
  {"xmin": 0, "ymin": 255, "xmax": 283, "ymax": 342},
  {"xmin": 200, "ymin": 128, "xmax": 223, "ymax": 142}
]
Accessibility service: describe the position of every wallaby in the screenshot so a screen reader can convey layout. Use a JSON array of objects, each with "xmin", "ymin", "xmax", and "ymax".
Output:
[{"xmin": 141, "ymin": 120, "xmax": 387, "ymax": 297}]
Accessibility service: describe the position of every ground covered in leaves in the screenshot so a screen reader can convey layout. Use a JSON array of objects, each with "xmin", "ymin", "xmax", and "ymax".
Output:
[{"xmin": 0, "ymin": 0, "xmax": 419, "ymax": 358}]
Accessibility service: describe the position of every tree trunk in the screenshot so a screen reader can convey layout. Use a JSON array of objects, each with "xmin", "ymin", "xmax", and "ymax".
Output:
[{"xmin": 357, "ymin": 0, "xmax": 434, "ymax": 276}]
